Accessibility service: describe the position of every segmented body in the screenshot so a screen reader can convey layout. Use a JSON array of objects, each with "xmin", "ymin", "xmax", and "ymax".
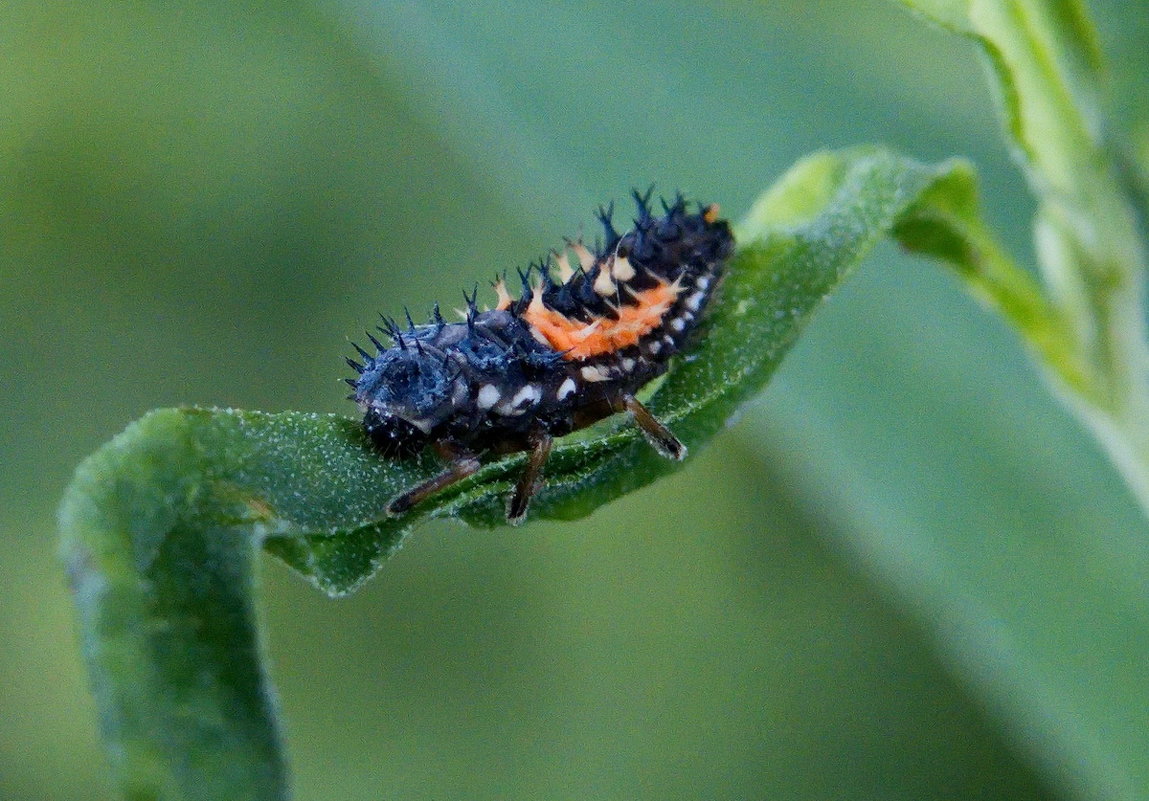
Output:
[{"xmin": 346, "ymin": 192, "xmax": 734, "ymax": 522}]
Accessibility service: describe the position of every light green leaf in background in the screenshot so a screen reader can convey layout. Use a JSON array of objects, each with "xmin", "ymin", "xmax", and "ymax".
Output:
[
  {"xmin": 780, "ymin": 2, "xmax": 1149, "ymax": 799},
  {"xmin": 894, "ymin": 0, "xmax": 1149, "ymax": 512}
]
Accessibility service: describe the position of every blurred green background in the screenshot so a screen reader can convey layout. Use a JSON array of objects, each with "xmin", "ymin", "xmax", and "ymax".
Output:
[{"xmin": 3, "ymin": 1, "xmax": 1148, "ymax": 799}]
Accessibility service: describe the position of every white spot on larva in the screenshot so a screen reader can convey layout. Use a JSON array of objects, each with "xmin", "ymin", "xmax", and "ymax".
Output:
[
  {"xmin": 581, "ymin": 365, "xmax": 609, "ymax": 382},
  {"xmin": 593, "ymin": 268, "xmax": 616, "ymax": 296},
  {"xmin": 571, "ymin": 240, "xmax": 595, "ymax": 271},
  {"xmin": 557, "ymin": 377, "xmax": 576, "ymax": 400},
  {"xmin": 664, "ymin": 335, "xmax": 675, "ymax": 346},
  {"xmin": 621, "ymin": 357, "xmax": 636, "ymax": 371},
  {"xmin": 695, "ymin": 275, "xmax": 711, "ymax": 290},
  {"xmin": 648, "ymin": 341, "xmax": 662, "ymax": 354},
  {"xmin": 477, "ymin": 384, "xmax": 501, "ymax": 410},
  {"xmin": 611, "ymin": 255, "xmax": 636, "ymax": 281},
  {"xmin": 553, "ymin": 249, "xmax": 574, "ymax": 282},
  {"xmin": 686, "ymin": 291, "xmax": 705, "ymax": 311},
  {"xmin": 512, "ymin": 384, "xmax": 541, "ymax": 408},
  {"xmin": 670, "ymin": 318, "xmax": 686, "ymax": 332}
]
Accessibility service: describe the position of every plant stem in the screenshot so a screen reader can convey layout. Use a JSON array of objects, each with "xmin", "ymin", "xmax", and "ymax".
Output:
[
  {"xmin": 903, "ymin": 0, "xmax": 1149, "ymax": 517},
  {"xmin": 993, "ymin": 0, "xmax": 1149, "ymax": 515}
]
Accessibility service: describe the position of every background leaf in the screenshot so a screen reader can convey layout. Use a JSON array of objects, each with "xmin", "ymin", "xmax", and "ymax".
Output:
[{"xmin": 897, "ymin": 0, "xmax": 1149, "ymax": 511}]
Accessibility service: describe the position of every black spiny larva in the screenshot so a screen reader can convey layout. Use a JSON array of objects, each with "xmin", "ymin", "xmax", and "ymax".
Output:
[{"xmin": 346, "ymin": 191, "xmax": 734, "ymax": 524}]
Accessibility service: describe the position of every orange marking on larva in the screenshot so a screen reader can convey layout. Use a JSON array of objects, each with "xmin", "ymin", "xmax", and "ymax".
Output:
[{"xmin": 525, "ymin": 280, "xmax": 684, "ymax": 360}]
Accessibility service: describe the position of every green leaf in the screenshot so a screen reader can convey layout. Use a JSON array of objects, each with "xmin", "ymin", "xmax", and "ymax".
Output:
[
  {"xmin": 890, "ymin": 158, "xmax": 1094, "ymax": 394},
  {"xmin": 60, "ymin": 146, "xmax": 1027, "ymax": 799},
  {"xmin": 894, "ymin": 0, "xmax": 1149, "ymax": 511}
]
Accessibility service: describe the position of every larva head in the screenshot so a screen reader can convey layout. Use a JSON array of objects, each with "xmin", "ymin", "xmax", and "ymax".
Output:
[{"xmin": 352, "ymin": 346, "xmax": 458, "ymax": 455}]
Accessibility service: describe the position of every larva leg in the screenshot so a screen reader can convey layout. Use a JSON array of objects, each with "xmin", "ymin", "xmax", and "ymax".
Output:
[
  {"xmin": 622, "ymin": 394, "xmax": 686, "ymax": 461},
  {"xmin": 506, "ymin": 430, "xmax": 554, "ymax": 526},
  {"xmin": 387, "ymin": 441, "xmax": 482, "ymax": 516}
]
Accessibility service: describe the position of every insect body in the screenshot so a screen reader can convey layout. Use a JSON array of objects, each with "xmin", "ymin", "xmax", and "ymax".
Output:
[{"xmin": 346, "ymin": 192, "xmax": 734, "ymax": 524}]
